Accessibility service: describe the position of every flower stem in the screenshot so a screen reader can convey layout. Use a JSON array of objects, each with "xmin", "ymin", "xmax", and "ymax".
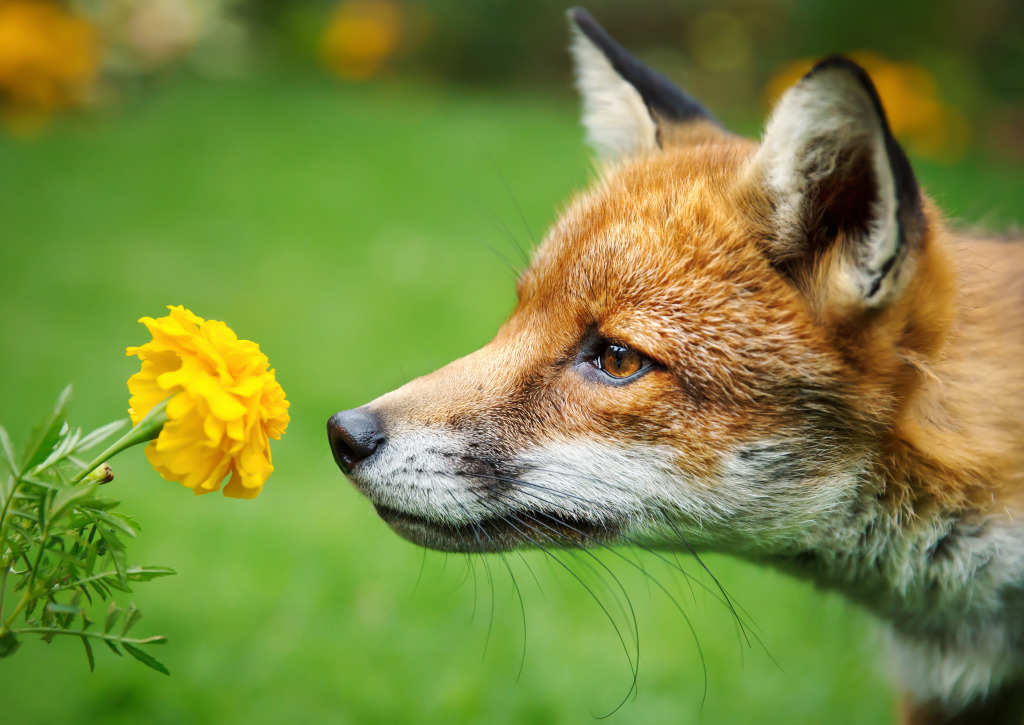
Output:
[
  {"xmin": 12, "ymin": 627, "xmax": 167, "ymax": 646},
  {"xmin": 72, "ymin": 400, "xmax": 169, "ymax": 484}
]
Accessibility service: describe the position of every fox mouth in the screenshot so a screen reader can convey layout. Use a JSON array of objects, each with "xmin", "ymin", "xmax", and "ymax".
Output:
[{"xmin": 373, "ymin": 503, "xmax": 619, "ymax": 553}]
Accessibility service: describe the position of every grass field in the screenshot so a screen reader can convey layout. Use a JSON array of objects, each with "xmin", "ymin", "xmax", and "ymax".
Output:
[{"xmin": 1, "ymin": 71, "xmax": 1022, "ymax": 724}]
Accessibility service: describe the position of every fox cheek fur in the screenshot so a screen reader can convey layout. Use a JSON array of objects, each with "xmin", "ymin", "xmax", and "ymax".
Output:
[{"xmin": 328, "ymin": 8, "xmax": 1024, "ymax": 724}]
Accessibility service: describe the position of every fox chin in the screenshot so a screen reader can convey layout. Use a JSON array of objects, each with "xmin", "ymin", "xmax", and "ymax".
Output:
[{"xmin": 328, "ymin": 8, "xmax": 1024, "ymax": 724}]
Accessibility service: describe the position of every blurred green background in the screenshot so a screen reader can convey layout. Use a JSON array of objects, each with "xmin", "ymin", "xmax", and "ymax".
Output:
[{"xmin": 0, "ymin": 1, "xmax": 1022, "ymax": 723}]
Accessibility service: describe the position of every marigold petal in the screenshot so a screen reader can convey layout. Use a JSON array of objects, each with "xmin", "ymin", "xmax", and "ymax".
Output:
[
  {"xmin": 222, "ymin": 469, "xmax": 262, "ymax": 499},
  {"xmin": 191, "ymin": 375, "xmax": 248, "ymax": 421}
]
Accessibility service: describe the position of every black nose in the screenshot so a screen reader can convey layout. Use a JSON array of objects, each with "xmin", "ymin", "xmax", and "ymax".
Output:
[{"xmin": 327, "ymin": 408, "xmax": 386, "ymax": 473}]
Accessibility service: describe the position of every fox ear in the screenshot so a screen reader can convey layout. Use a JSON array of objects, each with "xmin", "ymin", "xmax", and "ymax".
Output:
[
  {"xmin": 568, "ymin": 7, "xmax": 718, "ymax": 161},
  {"xmin": 753, "ymin": 57, "xmax": 925, "ymax": 313}
]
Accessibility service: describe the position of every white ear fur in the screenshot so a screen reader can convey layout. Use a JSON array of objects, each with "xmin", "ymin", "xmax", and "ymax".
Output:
[
  {"xmin": 569, "ymin": 23, "xmax": 658, "ymax": 161},
  {"xmin": 755, "ymin": 66, "xmax": 907, "ymax": 309}
]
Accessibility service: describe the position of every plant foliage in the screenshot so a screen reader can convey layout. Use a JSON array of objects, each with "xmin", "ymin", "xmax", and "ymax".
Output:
[{"xmin": 0, "ymin": 386, "xmax": 173, "ymax": 674}]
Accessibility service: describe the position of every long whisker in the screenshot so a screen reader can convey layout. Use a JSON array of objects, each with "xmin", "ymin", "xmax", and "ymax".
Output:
[
  {"xmin": 468, "ymin": 135, "xmax": 536, "ymax": 252},
  {"xmin": 660, "ymin": 515, "xmax": 756, "ymax": 651},
  {"xmin": 485, "ymin": 484, "xmax": 710, "ymax": 709},
  {"xmin": 411, "ymin": 546, "xmax": 429, "ymax": 601},
  {"xmin": 462, "ymin": 468, "xmax": 775, "ymax": 667},
  {"xmin": 465, "ymin": 468, "xmax": 725, "ymax": 604},
  {"xmin": 484, "ymin": 493, "xmax": 646, "ymax": 704},
  {"xmin": 469, "ymin": 496, "xmax": 640, "ymax": 718},
  {"xmin": 463, "ymin": 459, "xmax": 760, "ymax": 627},
  {"xmin": 448, "ymin": 490, "xmax": 529, "ymax": 679}
]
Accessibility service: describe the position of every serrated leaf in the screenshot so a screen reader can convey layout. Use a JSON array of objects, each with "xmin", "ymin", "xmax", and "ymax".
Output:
[
  {"xmin": 75, "ymin": 420, "xmax": 129, "ymax": 453},
  {"xmin": 22, "ymin": 386, "xmax": 72, "ymax": 470},
  {"xmin": 80, "ymin": 635, "xmax": 95, "ymax": 672},
  {"xmin": 122, "ymin": 642, "xmax": 170, "ymax": 675},
  {"xmin": 126, "ymin": 566, "xmax": 176, "ymax": 582}
]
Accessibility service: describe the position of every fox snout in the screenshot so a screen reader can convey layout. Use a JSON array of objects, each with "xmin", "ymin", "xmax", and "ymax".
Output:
[{"xmin": 327, "ymin": 408, "xmax": 385, "ymax": 474}]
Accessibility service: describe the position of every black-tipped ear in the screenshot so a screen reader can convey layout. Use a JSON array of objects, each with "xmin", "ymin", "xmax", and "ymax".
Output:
[
  {"xmin": 753, "ymin": 56, "xmax": 925, "ymax": 312},
  {"xmin": 568, "ymin": 7, "xmax": 718, "ymax": 160}
]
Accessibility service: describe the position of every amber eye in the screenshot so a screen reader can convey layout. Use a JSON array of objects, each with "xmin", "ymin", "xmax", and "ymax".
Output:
[{"xmin": 598, "ymin": 343, "xmax": 644, "ymax": 379}]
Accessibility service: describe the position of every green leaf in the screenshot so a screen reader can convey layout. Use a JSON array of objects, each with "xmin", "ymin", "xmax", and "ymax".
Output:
[
  {"xmin": 122, "ymin": 642, "xmax": 170, "ymax": 676},
  {"xmin": 20, "ymin": 476, "xmax": 63, "ymax": 492},
  {"xmin": 51, "ymin": 484, "xmax": 98, "ymax": 520},
  {"xmin": 46, "ymin": 601, "xmax": 84, "ymax": 616},
  {"xmin": 80, "ymin": 635, "xmax": 95, "ymax": 672},
  {"xmin": 87, "ymin": 510, "xmax": 137, "ymax": 538},
  {"xmin": 97, "ymin": 528, "xmax": 127, "ymax": 587},
  {"xmin": 0, "ymin": 474, "xmax": 15, "ymax": 509},
  {"xmin": 22, "ymin": 386, "xmax": 72, "ymax": 470},
  {"xmin": 126, "ymin": 566, "xmax": 176, "ymax": 582},
  {"xmin": 81, "ymin": 498, "xmax": 121, "ymax": 513},
  {"xmin": 48, "ymin": 548, "xmax": 87, "ymax": 573},
  {"xmin": 0, "ymin": 424, "xmax": 15, "ymax": 472},
  {"xmin": 33, "ymin": 428, "xmax": 81, "ymax": 472},
  {"xmin": 75, "ymin": 420, "xmax": 129, "ymax": 453},
  {"xmin": 103, "ymin": 639, "xmax": 121, "ymax": 656},
  {"xmin": 7, "ymin": 508, "xmax": 40, "ymax": 524},
  {"xmin": 104, "ymin": 602, "xmax": 121, "ymax": 634},
  {"xmin": 89, "ymin": 580, "xmax": 110, "ymax": 601},
  {"xmin": 120, "ymin": 603, "xmax": 141, "ymax": 636},
  {"xmin": 83, "ymin": 538, "xmax": 99, "ymax": 577}
]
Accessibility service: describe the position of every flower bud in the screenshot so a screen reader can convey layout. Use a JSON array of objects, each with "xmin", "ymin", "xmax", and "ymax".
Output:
[{"xmin": 82, "ymin": 462, "xmax": 114, "ymax": 485}]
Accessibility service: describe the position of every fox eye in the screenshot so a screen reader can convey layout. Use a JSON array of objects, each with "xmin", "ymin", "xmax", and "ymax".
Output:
[{"xmin": 598, "ymin": 343, "xmax": 645, "ymax": 379}]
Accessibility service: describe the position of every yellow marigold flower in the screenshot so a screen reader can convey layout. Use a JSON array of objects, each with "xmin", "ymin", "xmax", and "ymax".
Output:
[
  {"xmin": 126, "ymin": 306, "xmax": 290, "ymax": 499},
  {"xmin": 321, "ymin": 0, "xmax": 403, "ymax": 81},
  {"xmin": 0, "ymin": 0, "xmax": 99, "ymax": 124}
]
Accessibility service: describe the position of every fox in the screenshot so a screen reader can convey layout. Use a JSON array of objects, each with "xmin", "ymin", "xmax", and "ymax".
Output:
[{"xmin": 327, "ymin": 8, "xmax": 1024, "ymax": 724}]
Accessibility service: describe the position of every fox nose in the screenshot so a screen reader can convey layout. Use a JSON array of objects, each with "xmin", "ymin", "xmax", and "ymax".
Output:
[{"xmin": 327, "ymin": 408, "xmax": 386, "ymax": 474}]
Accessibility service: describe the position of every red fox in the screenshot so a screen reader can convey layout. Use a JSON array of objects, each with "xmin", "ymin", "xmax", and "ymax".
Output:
[{"xmin": 328, "ymin": 8, "xmax": 1024, "ymax": 723}]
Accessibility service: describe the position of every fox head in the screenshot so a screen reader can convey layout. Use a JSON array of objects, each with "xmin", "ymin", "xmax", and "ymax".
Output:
[{"xmin": 328, "ymin": 8, "xmax": 955, "ymax": 558}]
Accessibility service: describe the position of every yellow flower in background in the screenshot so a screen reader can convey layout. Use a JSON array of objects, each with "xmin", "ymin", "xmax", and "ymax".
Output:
[
  {"xmin": 126, "ymin": 306, "xmax": 290, "ymax": 499},
  {"xmin": 321, "ymin": 0, "xmax": 403, "ymax": 81},
  {"xmin": 765, "ymin": 52, "xmax": 970, "ymax": 162},
  {"xmin": 0, "ymin": 0, "xmax": 99, "ymax": 126}
]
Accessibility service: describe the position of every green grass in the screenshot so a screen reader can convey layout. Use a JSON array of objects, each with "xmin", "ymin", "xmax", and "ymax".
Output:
[{"xmin": 0, "ymin": 71, "xmax": 1021, "ymax": 724}]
